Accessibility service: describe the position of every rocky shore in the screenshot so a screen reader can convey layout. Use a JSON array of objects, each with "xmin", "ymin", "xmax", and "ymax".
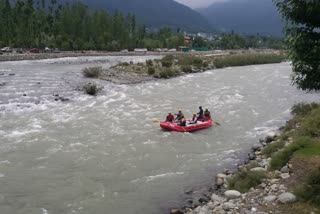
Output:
[{"xmin": 170, "ymin": 125, "xmax": 320, "ymax": 214}]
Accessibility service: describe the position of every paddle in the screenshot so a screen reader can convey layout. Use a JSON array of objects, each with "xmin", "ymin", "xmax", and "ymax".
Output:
[
  {"xmin": 152, "ymin": 120, "xmax": 160, "ymax": 123},
  {"xmin": 214, "ymin": 121, "xmax": 221, "ymax": 126}
]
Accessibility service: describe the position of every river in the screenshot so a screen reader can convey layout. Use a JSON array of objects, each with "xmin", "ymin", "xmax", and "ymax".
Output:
[{"xmin": 0, "ymin": 56, "xmax": 318, "ymax": 214}]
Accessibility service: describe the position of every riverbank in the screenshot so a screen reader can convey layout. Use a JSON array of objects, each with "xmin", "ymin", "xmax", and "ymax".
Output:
[
  {"xmin": 171, "ymin": 103, "xmax": 320, "ymax": 214},
  {"xmin": 81, "ymin": 51, "xmax": 286, "ymax": 85},
  {"xmin": 0, "ymin": 49, "xmax": 280, "ymax": 62}
]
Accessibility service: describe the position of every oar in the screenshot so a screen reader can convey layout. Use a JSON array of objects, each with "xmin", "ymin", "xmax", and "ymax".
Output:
[{"xmin": 152, "ymin": 120, "xmax": 160, "ymax": 123}]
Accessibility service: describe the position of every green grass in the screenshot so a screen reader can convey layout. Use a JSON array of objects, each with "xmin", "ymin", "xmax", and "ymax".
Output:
[
  {"xmin": 228, "ymin": 170, "xmax": 266, "ymax": 193},
  {"xmin": 291, "ymin": 103, "xmax": 320, "ymax": 116},
  {"xmin": 262, "ymin": 141, "xmax": 286, "ymax": 157},
  {"xmin": 270, "ymin": 137, "xmax": 315, "ymax": 170},
  {"xmin": 294, "ymin": 141, "xmax": 320, "ymax": 158},
  {"xmin": 295, "ymin": 169, "xmax": 320, "ymax": 207}
]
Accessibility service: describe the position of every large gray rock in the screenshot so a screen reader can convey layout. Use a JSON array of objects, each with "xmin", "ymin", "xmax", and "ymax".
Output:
[
  {"xmin": 216, "ymin": 178, "xmax": 224, "ymax": 186},
  {"xmin": 217, "ymin": 173, "xmax": 227, "ymax": 179},
  {"xmin": 222, "ymin": 202, "xmax": 236, "ymax": 211},
  {"xmin": 280, "ymin": 166, "xmax": 290, "ymax": 173},
  {"xmin": 263, "ymin": 195, "xmax": 277, "ymax": 203},
  {"xmin": 278, "ymin": 192, "xmax": 297, "ymax": 204},
  {"xmin": 281, "ymin": 173, "xmax": 290, "ymax": 179},
  {"xmin": 224, "ymin": 190, "xmax": 241, "ymax": 199}
]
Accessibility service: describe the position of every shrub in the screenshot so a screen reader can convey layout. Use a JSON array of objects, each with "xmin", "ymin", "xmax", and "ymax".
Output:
[
  {"xmin": 159, "ymin": 68, "xmax": 175, "ymax": 78},
  {"xmin": 148, "ymin": 67, "xmax": 156, "ymax": 75},
  {"xmin": 146, "ymin": 59, "xmax": 154, "ymax": 66},
  {"xmin": 291, "ymin": 103, "xmax": 320, "ymax": 116},
  {"xmin": 137, "ymin": 62, "xmax": 144, "ymax": 66},
  {"xmin": 227, "ymin": 170, "xmax": 266, "ymax": 193},
  {"xmin": 118, "ymin": 62, "xmax": 129, "ymax": 66},
  {"xmin": 83, "ymin": 66, "xmax": 102, "ymax": 78},
  {"xmin": 181, "ymin": 65, "xmax": 193, "ymax": 73},
  {"xmin": 295, "ymin": 168, "xmax": 320, "ymax": 207},
  {"xmin": 83, "ymin": 83, "xmax": 102, "ymax": 95},
  {"xmin": 192, "ymin": 57, "xmax": 203, "ymax": 66},
  {"xmin": 161, "ymin": 60, "xmax": 173, "ymax": 67},
  {"xmin": 270, "ymin": 137, "xmax": 313, "ymax": 170},
  {"xmin": 161, "ymin": 55, "xmax": 174, "ymax": 67},
  {"xmin": 262, "ymin": 141, "xmax": 286, "ymax": 157}
]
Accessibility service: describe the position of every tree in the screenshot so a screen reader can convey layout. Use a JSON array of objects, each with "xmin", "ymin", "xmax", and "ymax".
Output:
[{"xmin": 273, "ymin": 0, "xmax": 320, "ymax": 91}]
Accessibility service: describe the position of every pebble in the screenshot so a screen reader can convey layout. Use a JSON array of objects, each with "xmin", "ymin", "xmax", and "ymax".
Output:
[
  {"xmin": 223, "ymin": 202, "xmax": 236, "ymax": 211},
  {"xmin": 252, "ymin": 144, "xmax": 263, "ymax": 151},
  {"xmin": 263, "ymin": 195, "xmax": 277, "ymax": 203}
]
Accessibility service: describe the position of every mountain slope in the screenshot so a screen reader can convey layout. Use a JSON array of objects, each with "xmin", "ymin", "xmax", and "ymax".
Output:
[
  {"xmin": 198, "ymin": 0, "xmax": 284, "ymax": 36},
  {"xmin": 73, "ymin": 0, "xmax": 213, "ymax": 32}
]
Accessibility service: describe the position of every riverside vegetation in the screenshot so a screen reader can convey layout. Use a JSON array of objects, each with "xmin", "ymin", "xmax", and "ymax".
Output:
[
  {"xmin": 113, "ymin": 52, "xmax": 286, "ymax": 79},
  {"xmin": 171, "ymin": 103, "xmax": 320, "ymax": 214}
]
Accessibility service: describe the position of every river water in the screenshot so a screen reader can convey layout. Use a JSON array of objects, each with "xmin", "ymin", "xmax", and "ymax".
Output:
[{"xmin": 0, "ymin": 57, "xmax": 319, "ymax": 214}]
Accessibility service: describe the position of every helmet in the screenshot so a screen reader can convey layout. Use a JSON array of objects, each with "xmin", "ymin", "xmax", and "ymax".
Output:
[
  {"xmin": 193, "ymin": 112, "xmax": 197, "ymax": 115},
  {"xmin": 179, "ymin": 108, "xmax": 182, "ymax": 111},
  {"xmin": 205, "ymin": 108, "xmax": 208, "ymax": 111},
  {"xmin": 168, "ymin": 112, "xmax": 172, "ymax": 114},
  {"xmin": 199, "ymin": 106, "xmax": 202, "ymax": 108}
]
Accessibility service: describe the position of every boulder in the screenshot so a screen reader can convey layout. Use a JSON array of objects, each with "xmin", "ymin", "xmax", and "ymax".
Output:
[
  {"xmin": 217, "ymin": 173, "xmax": 227, "ymax": 179},
  {"xmin": 170, "ymin": 209, "xmax": 183, "ymax": 214},
  {"xmin": 224, "ymin": 190, "xmax": 241, "ymax": 199},
  {"xmin": 252, "ymin": 144, "xmax": 263, "ymax": 151},
  {"xmin": 281, "ymin": 173, "xmax": 290, "ymax": 179},
  {"xmin": 263, "ymin": 195, "xmax": 277, "ymax": 203},
  {"xmin": 278, "ymin": 192, "xmax": 297, "ymax": 204},
  {"xmin": 222, "ymin": 202, "xmax": 236, "ymax": 211},
  {"xmin": 250, "ymin": 167, "xmax": 266, "ymax": 172},
  {"xmin": 280, "ymin": 166, "xmax": 290, "ymax": 173},
  {"xmin": 216, "ymin": 178, "xmax": 224, "ymax": 186}
]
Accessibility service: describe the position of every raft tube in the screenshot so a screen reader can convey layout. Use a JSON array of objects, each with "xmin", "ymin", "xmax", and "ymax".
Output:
[{"xmin": 160, "ymin": 119, "xmax": 212, "ymax": 132}]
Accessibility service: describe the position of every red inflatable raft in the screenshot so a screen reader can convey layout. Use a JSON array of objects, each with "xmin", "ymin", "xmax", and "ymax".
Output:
[{"xmin": 160, "ymin": 119, "xmax": 212, "ymax": 132}]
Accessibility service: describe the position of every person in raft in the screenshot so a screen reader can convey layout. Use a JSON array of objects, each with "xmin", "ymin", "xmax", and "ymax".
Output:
[
  {"xmin": 165, "ymin": 112, "xmax": 174, "ymax": 122},
  {"xmin": 189, "ymin": 113, "xmax": 198, "ymax": 124},
  {"xmin": 179, "ymin": 116, "xmax": 187, "ymax": 126},
  {"xmin": 175, "ymin": 109, "xmax": 184, "ymax": 123},
  {"xmin": 203, "ymin": 108, "xmax": 211, "ymax": 121},
  {"xmin": 197, "ymin": 106, "xmax": 204, "ymax": 120}
]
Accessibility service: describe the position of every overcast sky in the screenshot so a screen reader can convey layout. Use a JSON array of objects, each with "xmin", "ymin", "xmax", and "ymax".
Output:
[{"xmin": 175, "ymin": 0, "xmax": 228, "ymax": 8}]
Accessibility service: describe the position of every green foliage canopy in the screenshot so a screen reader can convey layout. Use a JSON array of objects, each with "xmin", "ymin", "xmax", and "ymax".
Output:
[{"xmin": 273, "ymin": 0, "xmax": 320, "ymax": 90}]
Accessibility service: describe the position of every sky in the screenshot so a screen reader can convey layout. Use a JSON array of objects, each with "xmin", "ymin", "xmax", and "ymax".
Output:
[{"xmin": 175, "ymin": 0, "xmax": 228, "ymax": 8}]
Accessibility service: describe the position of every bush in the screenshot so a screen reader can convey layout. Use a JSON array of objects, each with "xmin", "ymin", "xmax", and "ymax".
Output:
[
  {"xmin": 83, "ymin": 66, "xmax": 102, "ymax": 78},
  {"xmin": 161, "ymin": 55, "xmax": 174, "ymax": 67},
  {"xmin": 192, "ymin": 57, "xmax": 203, "ymax": 66},
  {"xmin": 262, "ymin": 141, "xmax": 286, "ymax": 157},
  {"xmin": 181, "ymin": 65, "xmax": 193, "ymax": 73},
  {"xmin": 270, "ymin": 137, "xmax": 313, "ymax": 170},
  {"xmin": 291, "ymin": 103, "xmax": 320, "ymax": 116},
  {"xmin": 146, "ymin": 59, "xmax": 153, "ymax": 66},
  {"xmin": 83, "ymin": 83, "xmax": 102, "ymax": 95},
  {"xmin": 118, "ymin": 62, "xmax": 129, "ymax": 66},
  {"xmin": 295, "ymin": 168, "xmax": 320, "ymax": 207},
  {"xmin": 159, "ymin": 68, "xmax": 175, "ymax": 78},
  {"xmin": 227, "ymin": 170, "xmax": 266, "ymax": 193},
  {"xmin": 212, "ymin": 53, "xmax": 287, "ymax": 69},
  {"xmin": 148, "ymin": 67, "xmax": 156, "ymax": 75},
  {"xmin": 161, "ymin": 60, "xmax": 173, "ymax": 67}
]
